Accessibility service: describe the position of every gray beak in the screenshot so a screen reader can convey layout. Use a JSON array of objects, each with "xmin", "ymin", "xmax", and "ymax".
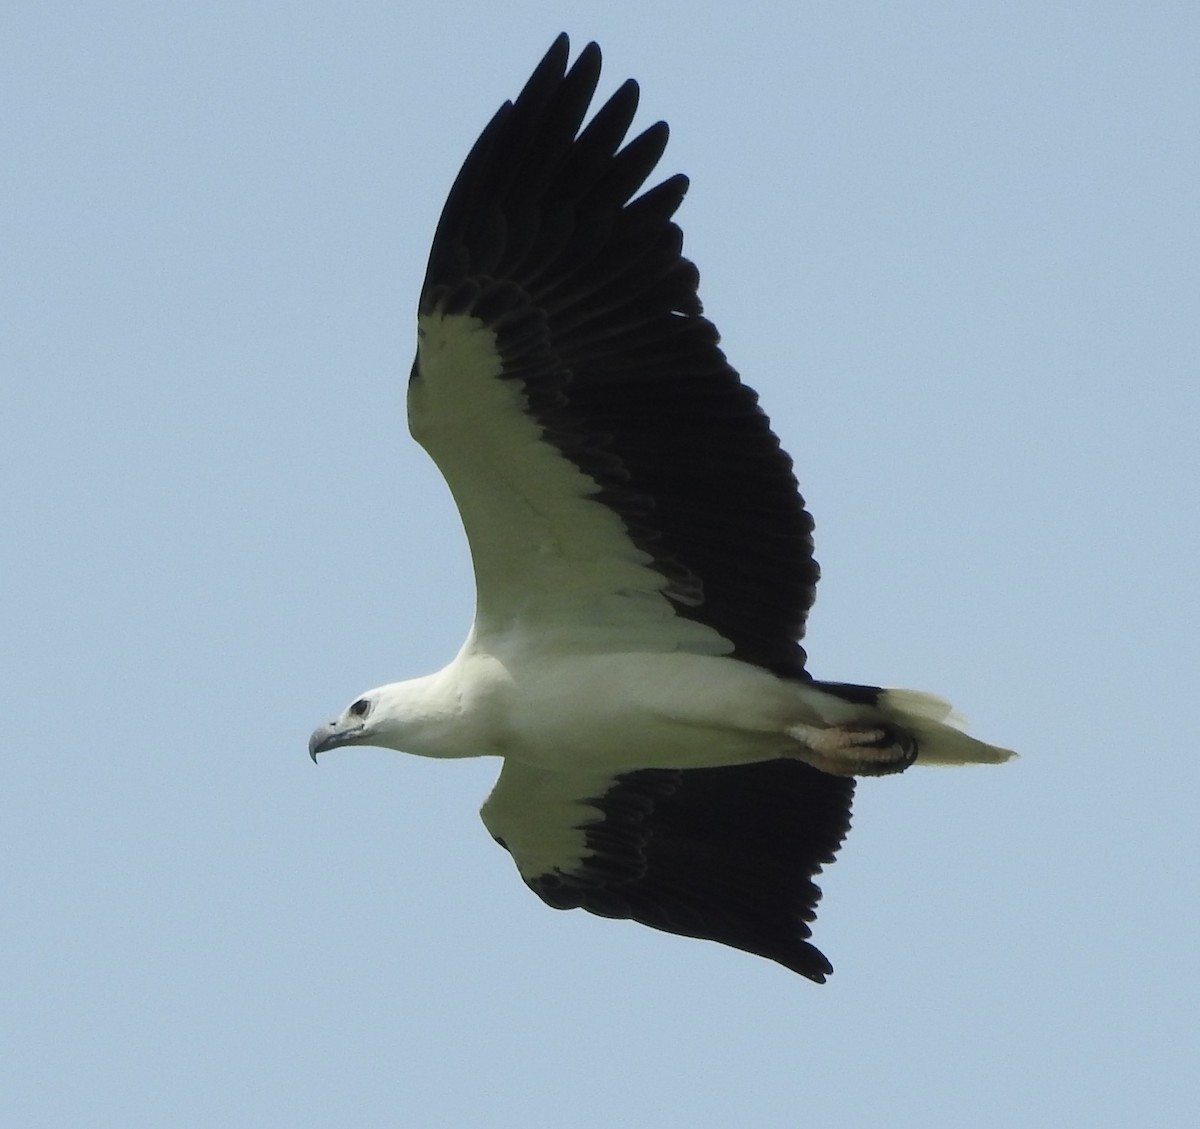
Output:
[{"xmin": 308, "ymin": 722, "xmax": 346, "ymax": 763}]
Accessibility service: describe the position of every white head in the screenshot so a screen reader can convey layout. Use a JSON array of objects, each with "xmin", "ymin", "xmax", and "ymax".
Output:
[{"xmin": 308, "ymin": 675, "xmax": 458, "ymax": 762}]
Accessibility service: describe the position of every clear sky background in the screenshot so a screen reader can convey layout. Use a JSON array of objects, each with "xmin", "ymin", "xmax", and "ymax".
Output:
[{"xmin": 4, "ymin": 3, "xmax": 1198, "ymax": 1126}]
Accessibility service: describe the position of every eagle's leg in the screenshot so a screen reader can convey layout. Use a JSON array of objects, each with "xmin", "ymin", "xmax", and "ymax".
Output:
[{"xmin": 785, "ymin": 720, "xmax": 918, "ymax": 777}]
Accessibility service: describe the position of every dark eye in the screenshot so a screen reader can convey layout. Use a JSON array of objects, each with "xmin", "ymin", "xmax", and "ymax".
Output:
[{"xmin": 349, "ymin": 698, "xmax": 371, "ymax": 718}]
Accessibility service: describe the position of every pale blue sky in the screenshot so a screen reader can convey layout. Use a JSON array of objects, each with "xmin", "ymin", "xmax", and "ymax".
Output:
[{"xmin": 4, "ymin": 3, "xmax": 1198, "ymax": 1126}]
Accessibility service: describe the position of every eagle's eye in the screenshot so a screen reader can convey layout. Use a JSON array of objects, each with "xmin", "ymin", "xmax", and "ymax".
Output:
[{"xmin": 349, "ymin": 698, "xmax": 371, "ymax": 719}]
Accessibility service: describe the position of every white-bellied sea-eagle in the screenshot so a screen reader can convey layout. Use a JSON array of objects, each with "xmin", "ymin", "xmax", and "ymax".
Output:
[{"xmin": 309, "ymin": 34, "xmax": 1014, "ymax": 982}]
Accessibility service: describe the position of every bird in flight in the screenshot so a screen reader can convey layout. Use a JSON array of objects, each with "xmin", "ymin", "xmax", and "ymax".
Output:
[{"xmin": 309, "ymin": 34, "xmax": 1014, "ymax": 982}]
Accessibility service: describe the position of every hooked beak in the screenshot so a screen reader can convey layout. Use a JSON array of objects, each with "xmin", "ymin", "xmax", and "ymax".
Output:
[{"xmin": 308, "ymin": 721, "xmax": 363, "ymax": 763}]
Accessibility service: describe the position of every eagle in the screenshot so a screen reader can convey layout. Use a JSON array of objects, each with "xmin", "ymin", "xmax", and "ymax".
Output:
[{"xmin": 309, "ymin": 34, "xmax": 1013, "ymax": 981}]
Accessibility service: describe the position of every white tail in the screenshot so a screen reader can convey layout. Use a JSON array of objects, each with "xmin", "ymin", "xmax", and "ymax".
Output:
[{"xmin": 879, "ymin": 688, "xmax": 1016, "ymax": 766}]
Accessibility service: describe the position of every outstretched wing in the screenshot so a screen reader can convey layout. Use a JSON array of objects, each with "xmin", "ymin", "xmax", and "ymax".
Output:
[
  {"xmin": 410, "ymin": 35, "xmax": 818, "ymax": 675},
  {"xmin": 480, "ymin": 757, "xmax": 854, "ymax": 982}
]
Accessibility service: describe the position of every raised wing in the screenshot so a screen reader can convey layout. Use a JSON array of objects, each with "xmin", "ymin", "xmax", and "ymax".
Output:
[
  {"xmin": 480, "ymin": 758, "xmax": 854, "ymax": 982},
  {"xmin": 410, "ymin": 35, "xmax": 818, "ymax": 674}
]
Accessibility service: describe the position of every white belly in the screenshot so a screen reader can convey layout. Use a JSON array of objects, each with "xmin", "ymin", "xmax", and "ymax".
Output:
[{"xmin": 455, "ymin": 647, "xmax": 836, "ymax": 773}]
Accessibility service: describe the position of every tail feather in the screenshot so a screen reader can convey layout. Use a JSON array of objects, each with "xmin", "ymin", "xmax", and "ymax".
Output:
[{"xmin": 878, "ymin": 688, "xmax": 1016, "ymax": 766}]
